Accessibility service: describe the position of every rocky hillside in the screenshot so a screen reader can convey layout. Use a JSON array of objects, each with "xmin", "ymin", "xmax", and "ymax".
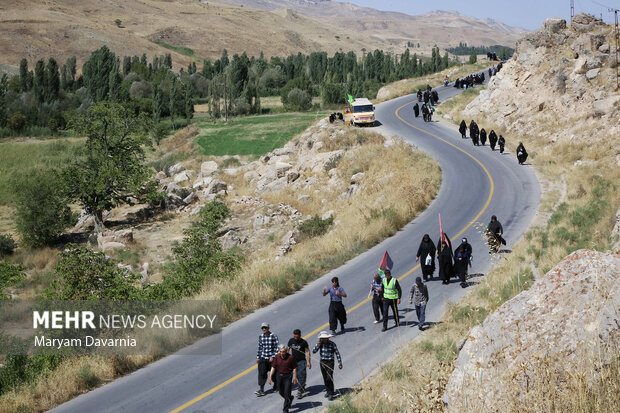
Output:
[
  {"xmin": 444, "ymin": 249, "xmax": 620, "ymax": 411},
  {"xmin": 463, "ymin": 14, "xmax": 619, "ymax": 149}
]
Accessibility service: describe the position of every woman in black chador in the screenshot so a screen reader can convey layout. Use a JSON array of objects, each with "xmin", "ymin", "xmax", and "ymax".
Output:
[
  {"xmin": 437, "ymin": 239, "xmax": 454, "ymax": 285},
  {"xmin": 489, "ymin": 130, "xmax": 498, "ymax": 151},
  {"xmin": 479, "ymin": 128, "xmax": 487, "ymax": 146},
  {"xmin": 413, "ymin": 103, "xmax": 420, "ymax": 118},
  {"xmin": 516, "ymin": 142, "xmax": 528, "ymax": 164},
  {"xmin": 498, "ymin": 135, "xmax": 506, "ymax": 153},
  {"xmin": 415, "ymin": 234, "xmax": 436, "ymax": 282},
  {"xmin": 459, "ymin": 120, "xmax": 467, "ymax": 138}
]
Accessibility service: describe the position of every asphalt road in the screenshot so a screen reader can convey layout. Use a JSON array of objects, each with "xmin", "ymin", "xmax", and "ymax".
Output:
[{"xmin": 52, "ymin": 77, "xmax": 540, "ymax": 413}]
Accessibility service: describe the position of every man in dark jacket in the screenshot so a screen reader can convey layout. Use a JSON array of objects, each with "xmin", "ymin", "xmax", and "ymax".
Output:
[
  {"xmin": 381, "ymin": 269, "xmax": 402, "ymax": 331},
  {"xmin": 416, "ymin": 234, "xmax": 436, "ymax": 282},
  {"xmin": 457, "ymin": 237, "xmax": 473, "ymax": 276},
  {"xmin": 268, "ymin": 344, "xmax": 298, "ymax": 413}
]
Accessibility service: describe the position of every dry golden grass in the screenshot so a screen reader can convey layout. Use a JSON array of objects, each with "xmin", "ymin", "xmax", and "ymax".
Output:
[
  {"xmin": 333, "ymin": 71, "xmax": 620, "ymax": 412},
  {"xmin": 374, "ymin": 62, "xmax": 496, "ymax": 103}
]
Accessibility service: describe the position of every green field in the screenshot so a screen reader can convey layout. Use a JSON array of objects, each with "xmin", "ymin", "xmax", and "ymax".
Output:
[
  {"xmin": 195, "ymin": 112, "xmax": 328, "ymax": 156},
  {"xmin": 153, "ymin": 40, "xmax": 202, "ymax": 61},
  {"xmin": 0, "ymin": 138, "xmax": 84, "ymax": 206}
]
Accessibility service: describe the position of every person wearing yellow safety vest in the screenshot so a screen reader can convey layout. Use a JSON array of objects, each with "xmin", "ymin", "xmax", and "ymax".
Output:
[{"xmin": 381, "ymin": 269, "xmax": 402, "ymax": 332}]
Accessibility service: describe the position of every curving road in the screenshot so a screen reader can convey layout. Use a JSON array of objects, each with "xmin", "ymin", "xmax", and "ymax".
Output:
[{"xmin": 52, "ymin": 79, "xmax": 540, "ymax": 413}]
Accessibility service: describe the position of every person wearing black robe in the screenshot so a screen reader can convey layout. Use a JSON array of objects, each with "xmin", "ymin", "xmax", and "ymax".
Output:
[
  {"xmin": 486, "ymin": 215, "xmax": 505, "ymax": 253},
  {"xmin": 413, "ymin": 103, "xmax": 420, "ymax": 118},
  {"xmin": 479, "ymin": 128, "xmax": 487, "ymax": 146},
  {"xmin": 469, "ymin": 121, "xmax": 479, "ymax": 145},
  {"xmin": 454, "ymin": 245, "xmax": 471, "ymax": 287},
  {"xmin": 431, "ymin": 90, "xmax": 439, "ymax": 104},
  {"xmin": 459, "ymin": 120, "xmax": 467, "ymax": 139},
  {"xmin": 423, "ymin": 91, "xmax": 430, "ymax": 104},
  {"xmin": 417, "ymin": 90, "xmax": 422, "ymax": 102},
  {"xmin": 456, "ymin": 237, "xmax": 473, "ymax": 278},
  {"xmin": 489, "ymin": 130, "xmax": 498, "ymax": 151},
  {"xmin": 421, "ymin": 104, "xmax": 429, "ymax": 122},
  {"xmin": 415, "ymin": 234, "xmax": 436, "ymax": 282},
  {"xmin": 454, "ymin": 78, "xmax": 460, "ymax": 88},
  {"xmin": 437, "ymin": 240, "xmax": 453, "ymax": 285},
  {"xmin": 516, "ymin": 142, "xmax": 528, "ymax": 164},
  {"xmin": 488, "ymin": 68, "xmax": 492, "ymax": 78},
  {"xmin": 498, "ymin": 135, "xmax": 506, "ymax": 154}
]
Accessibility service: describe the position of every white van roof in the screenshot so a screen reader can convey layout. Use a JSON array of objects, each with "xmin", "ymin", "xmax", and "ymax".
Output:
[{"xmin": 352, "ymin": 98, "xmax": 372, "ymax": 106}]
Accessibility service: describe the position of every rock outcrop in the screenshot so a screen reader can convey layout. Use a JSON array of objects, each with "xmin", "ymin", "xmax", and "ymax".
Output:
[
  {"xmin": 463, "ymin": 14, "xmax": 619, "ymax": 150},
  {"xmin": 444, "ymin": 249, "xmax": 620, "ymax": 412}
]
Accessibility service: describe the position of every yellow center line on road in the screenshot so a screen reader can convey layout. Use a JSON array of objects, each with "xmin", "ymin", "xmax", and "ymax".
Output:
[{"xmin": 170, "ymin": 93, "xmax": 494, "ymax": 413}]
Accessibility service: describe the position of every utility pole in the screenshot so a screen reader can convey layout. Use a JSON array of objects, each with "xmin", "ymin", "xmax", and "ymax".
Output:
[
  {"xmin": 571, "ymin": 0, "xmax": 575, "ymax": 22},
  {"xmin": 611, "ymin": 8, "xmax": 619, "ymax": 89}
]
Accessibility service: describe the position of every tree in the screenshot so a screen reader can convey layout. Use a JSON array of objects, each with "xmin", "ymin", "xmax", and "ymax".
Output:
[
  {"xmin": 19, "ymin": 59, "xmax": 29, "ymax": 92},
  {"xmin": 152, "ymin": 85, "xmax": 164, "ymax": 124},
  {"xmin": 12, "ymin": 170, "xmax": 74, "ymax": 247},
  {"xmin": 45, "ymin": 58, "xmax": 60, "ymax": 102},
  {"xmin": 469, "ymin": 50, "xmax": 478, "ymax": 64},
  {"xmin": 108, "ymin": 58, "xmax": 122, "ymax": 102},
  {"xmin": 169, "ymin": 76, "xmax": 177, "ymax": 129},
  {"xmin": 33, "ymin": 59, "xmax": 45, "ymax": 104},
  {"xmin": 0, "ymin": 74, "xmax": 7, "ymax": 127},
  {"xmin": 184, "ymin": 82, "xmax": 193, "ymax": 120},
  {"xmin": 61, "ymin": 56, "xmax": 76, "ymax": 92},
  {"xmin": 62, "ymin": 102, "xmax": 152, "ymax": 233},
  {"xmin": 286, "ymin": 88, "xmax": 312, "ymax": 111},
  {"xmin": 82, "ymin": 46, "xmax": 117, "ymax": 102}
]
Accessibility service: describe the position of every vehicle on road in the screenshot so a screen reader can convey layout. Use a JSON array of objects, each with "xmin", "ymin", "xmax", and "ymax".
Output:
[{"xmin": 343, "ymin": 98, "xmax": 375, "ymax": 126}]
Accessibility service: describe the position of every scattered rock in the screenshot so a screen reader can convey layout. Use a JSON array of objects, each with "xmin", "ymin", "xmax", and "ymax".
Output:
[
  {"xmin": 173, "ymin": 171, "xmax": 191, "ymax": 184},
  {"xmin": 193, "ymin": 176, "xmax": 213, "ymax": 190},
  {"xmin": 286, "ymin": 170, "xmax": 300, "ymax": 183},
  {"xmin": 275, "ymin": 162, "xmax": 293, "ymax": 178},
  {"xmin": 100, "ymin": 241, "xmax": 126, "ymax": 251},
  {"xmin": 322, "ymin": 210, "xmax": 335, "ymax": 220},
  {"xmin": 140, "ymin": 263, "xmax": 149, "ymax": 283},
  {"xmin": 350, "ymin": 172, "xmax": 365, "ymax": 185},
  {"xmin": 168, "ymin": 162, "xmax": 184, "ymax": 175},
  {"xmin": 165, "ymin": 182, "xmax": 182, "ymax": 195},
  {"xmin": 253, "ymin": 214, "xmax": 270, "ymax": 228},
  {"xmin": 593, "ymin": 95, "xmax": 620, "ymax": 116},
  {"xmin": 223, "ymin": 168, "xmax": 238, "ymax": 176},
  {"xmin": 200, "ymin": 161, "xmax": 218, "ymax": 175},
  {"xmin": 207, "ymin": 179, "xmax": 227, "ymax": 194},
  {"xmin": 297, "ymin": 194, "xmax": 310, "ymax": 202},
  {"xmin": 155, "ymin": 171, "xmax": 167, "ymax": 181},
  {"xmin": 598, "ymin": 43, "xmax": 610, "ymax": 53},
  {"xmin": 183, "ymin": 191, "xmax": 197, "ymax": 205},
  {"xmin": 97, "ymin": 229, "xmax": 133, "ymax": 249},
  {"xmin": 585, "ymin": 68, "xmax": 600, "ymax": 80},
  {"xmin": 612, "ymin": 206, "xmax": 620, "ymax": 251}
]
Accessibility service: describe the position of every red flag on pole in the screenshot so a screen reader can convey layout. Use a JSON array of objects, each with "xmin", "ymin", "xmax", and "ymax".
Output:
[
  {"xmin": 378, "ymin": 250, "xmax": 393, "ymax": 277},
  {"xmin": 439, "ymin": 213, "xmax": 450, "ymax": 247}
]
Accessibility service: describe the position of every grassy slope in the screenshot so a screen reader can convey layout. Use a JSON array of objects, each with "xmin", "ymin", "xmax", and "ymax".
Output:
[{"xmin": 331, "ymin": 80, "xmax": 619, "ymax": 412}]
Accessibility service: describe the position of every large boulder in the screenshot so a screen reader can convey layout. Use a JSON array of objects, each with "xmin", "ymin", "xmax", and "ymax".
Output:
[
  {"xmin": 444, "ymin": 250, "xmax": 620, "ymax": 412},
  {"xmin": 543, "ymin": 17, "xmax": 566, "ymax": 34},
  {"xmin": 97, "ymin": 229, "xmax": 134, "ymax": 249},
  {"xmin": 593, "ymin": 95, "xmax": 620, "ymax": 117}
]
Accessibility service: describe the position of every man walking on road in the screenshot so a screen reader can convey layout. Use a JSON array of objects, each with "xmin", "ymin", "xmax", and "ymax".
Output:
[
  {"xmin": 323, "ymin": 277, "xmax": 347, "ymax": 335},
  {"xmin": 312, "ymin": 331, "xmax": 342, "ymax": 401},
  {"xmin": 409, "ymin": 277, "xmax": 429, "ymax": 330},
  {"xmin": 287, "ymin": 329, "xmax": 311, "ymax": 399},
  {"xmin": 255, "ymin": 322, "xmax": 279, "ymax": 397},
  {"xmin": 268, "ymin": 344, "xmax": 297, "ymax": 413},
  {"xmin": 381, "ymin": 269, "xmax": 402, "ymax": 332},
  {"xmin": 369, "ymin": 272, "xmax": 383, "ymax": 323}
]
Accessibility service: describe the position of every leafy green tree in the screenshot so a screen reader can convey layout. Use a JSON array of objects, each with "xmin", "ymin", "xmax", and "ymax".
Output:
[
  {"xmin": 33, "ymin": 59, "xmax": 45, "ymax": 104},
  {"xmin": 45, "ymin": 58, "xmax": 60, "ymax": 102},
  {"xmin": 152, "ymin": 85, "xmax": 164, "ymax": 124},
  {"xmin": 13, "ymin": 170, "xmax": 74, "ymax": 247},
  {"xmin": 61, "ymin": 56, "xmax": 76, "ymax": 92},
  {"xmin": 163, "ymin": 53, "xmax": 172, "ymax": 69},
  {"xmin": 169, "ymin": 76, "xmax": 177, "ymax": 129},
  {"xmin": 0, "ymin": 234, "xmax": 17, "ymax": 257},
  {"xmin": 62, "ymin": 102, "xmax": 151, "ymax": 233},
  {"xmin": 82, "ymin": 46, "xmax": 117, "ymax": 102},
  {"xmin": 108, "ymin": 58, "xmax": 122, "ymax": 102},
  {"xmin": 0, "ymin": 74, "xmax": 7, "ymax": 126},
  {"xmin": 286, "ymin": 88, "xmax": 312, "ymax": 111},
  {"xmin": 48, "ymin": 245, "xmax": 141, "ymax": 300}
]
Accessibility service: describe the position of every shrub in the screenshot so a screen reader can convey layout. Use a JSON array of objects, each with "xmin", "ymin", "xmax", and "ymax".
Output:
[
  {"xmin": 232, "ymin": 98, "xmax": 251, "ymax": 116},
  {"xmin": 48, "ymin": 245, "xmax": 142, "ymax": 300},
  {"xmin": 0, "ymin": 234, "xmax": 17, "ymax": 257},
  {"xmin": 297, "ymin": 215, "xmax": 334, "ymax": 241},
  {"xmin": 8, "ymin": 112, "xmax": 26, "ymax": 131},
  {"xmin": 286, "ymin": 88, "xmax": 312, "ymax": 111},
  {"xmin": 0, "ymin": 261, "xmax": 25, "ymax": 300},
  {"xmin": 13, "ymin": 170, "xmax": 75, "ymax": 248}
]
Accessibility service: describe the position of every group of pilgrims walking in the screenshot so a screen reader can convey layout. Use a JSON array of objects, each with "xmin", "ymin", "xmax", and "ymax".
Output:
[
  {"xmin": 255, "ymin": 214, "xmax": 507, "ymax": 411},
  {"xmin": 459, "ymin": 119, "xmax": 528, "ymax": 164},
  {"xmin": 413, "ymin": 85, "xmax": 439, "ymax": 122}
]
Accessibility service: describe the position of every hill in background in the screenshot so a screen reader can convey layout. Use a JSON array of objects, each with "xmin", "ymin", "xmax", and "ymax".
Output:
[{"xmin": 0, "ymin": 0, "xmax": 526, "ymax": 70}]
